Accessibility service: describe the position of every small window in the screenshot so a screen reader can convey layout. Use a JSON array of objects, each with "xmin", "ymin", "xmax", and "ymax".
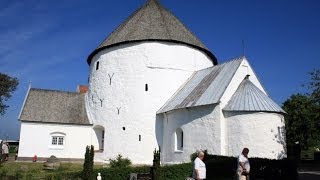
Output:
[
  {"xmin": 175, "ymin": 128, "xmax": 183, "ymax": 151},
  {"xmin": 139, "ymin": 135, "xmax": 141, "ymax": 141},
  {"xmin": 122, "ymin": 127, "xmax": 125, "ymax": 131},
  {"xmin": 96, "ymin": 61, "xmax": 100, "ymax": 70},
  {"xmin": 52, "ymin": 136, "xmax": 64, "ymax": 145},
  {"xmin": 181, "ymin": 131, "xmax": 183, "ymax": 148},
  {"xmin": 145, "ymin": 84, "xmax": 148, "ymax": 91}
]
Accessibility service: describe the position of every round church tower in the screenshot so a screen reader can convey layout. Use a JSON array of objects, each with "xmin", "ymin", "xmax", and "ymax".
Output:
[{"xmin": 86, "ymin": 0, "xmax": 217, "ymax": 164}]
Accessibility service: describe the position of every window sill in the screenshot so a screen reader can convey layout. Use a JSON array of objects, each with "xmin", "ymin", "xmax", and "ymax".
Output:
[
  {"xmin": 49, "ymin": 146, "xmax": 65, "ymax": 150},
  {"xmin": 174, "ymin": 150, "xmax": 183, "ymax": 153}
]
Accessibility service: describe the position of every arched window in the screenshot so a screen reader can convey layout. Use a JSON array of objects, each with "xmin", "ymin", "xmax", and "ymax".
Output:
[
  {"xmin": 50, "ymin": 132, "xmax": 66, "ymax": 149},
  {"xmin": 175, "ymin": 128, "xmax": 183, "ymax": 151}
]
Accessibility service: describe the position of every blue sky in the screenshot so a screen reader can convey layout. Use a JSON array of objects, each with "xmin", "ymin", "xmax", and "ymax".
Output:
[{"xmin": 0, "ymin": 0, "xmax": 319, "ymax": 140}]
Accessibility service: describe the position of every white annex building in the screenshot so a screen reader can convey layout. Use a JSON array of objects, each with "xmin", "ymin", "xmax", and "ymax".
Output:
[{"xmin": 18, "ymin": 0, "xmax": 286, "ymax": 164}]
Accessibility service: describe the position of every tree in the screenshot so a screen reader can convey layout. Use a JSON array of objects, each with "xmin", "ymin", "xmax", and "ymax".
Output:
[
  {"xmin": 0, "ymin": 73, "xmax": 19, "ymax": 116},
  {"xmin": 283, "ymin": 69, "xmax": 320, "ymax": 150},
  {"xmin": 282, "ymin": 94, "xmax": 320, "ymax": 150},
  {"xmin": 82, "ymin": 145, "xmax": 94, "ymax": 180},
  {"xmin": 308, "ymin": 69, "xmax": 320, "ymax": 103}
]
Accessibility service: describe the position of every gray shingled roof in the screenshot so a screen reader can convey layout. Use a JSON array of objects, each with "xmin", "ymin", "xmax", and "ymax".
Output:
[
  {"xmin": 87, "ymin": 0, "xmax": 217, "ymax": 65},
  {"xmin": 19, "ymin": 88, "xmax": 91, "ymax": 125},
  {"xmin": 223, "ymin": 76, "xmax": 285, "ymax": 113},
  {"xmin": 157, "ymin": 57, "xmax": 243, "ymax": 114}
]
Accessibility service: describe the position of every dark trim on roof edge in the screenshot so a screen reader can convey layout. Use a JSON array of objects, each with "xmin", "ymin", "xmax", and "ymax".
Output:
[
  {"xmin": 87, "ymin": 39, "xmax": 218, "ymax": 66},
  {"xmin": 19, "ymin": 120, "xmax": 92, "ymax": 126}
]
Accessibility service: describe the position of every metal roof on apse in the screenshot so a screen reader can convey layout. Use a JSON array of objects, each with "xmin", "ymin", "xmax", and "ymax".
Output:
[
  {"xmin": 157, "ymin": 57, "xmax": 244, "ymax": 114},
  {"xmin": 223, "ymin": 76, "xmax": 285, "ymax": 113},
  {"xmin": 87, "ymin": 0, "xmax": 217, "ymax": 65},
  {"xmin": 19, "ymin": 88, "xmax": 91, "ymax": 125}
]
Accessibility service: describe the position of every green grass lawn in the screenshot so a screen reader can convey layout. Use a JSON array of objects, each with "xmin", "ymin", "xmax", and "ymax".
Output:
[{"xmin": 0, "ymin": 161, "xmax": 100, "ymax": 179}]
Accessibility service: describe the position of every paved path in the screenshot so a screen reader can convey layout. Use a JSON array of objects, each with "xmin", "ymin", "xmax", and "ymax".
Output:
[
  {"xmin": 298, "ymin": 160, "xmax": 320, "ymax": 180},
  {"xmin": 298, "ymin": 171, "xmax": 320, "ymax": 180}
]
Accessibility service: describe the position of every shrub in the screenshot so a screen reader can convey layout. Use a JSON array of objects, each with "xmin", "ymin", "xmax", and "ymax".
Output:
[
  {"xmin": 109, "ymin": 154, "xmax": 132, "ymax": 168},
  {"xmin": 82, "ymin": 145, "xmax": 94, "ymax": 180},
  {"xmin": 152, "ymin": 148, "xmax": 161, "ymax": 180},
  {"xmin": 190, "ymin": 150, "xmax": 298, "ymax": 180},
  {"xmin": 157, "ymin": 163, "xmax": 192, "ymax": 180}
]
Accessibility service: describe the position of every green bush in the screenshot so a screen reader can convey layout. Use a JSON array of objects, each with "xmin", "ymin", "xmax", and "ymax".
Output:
[
  {"xmin": 190, "ymin": 150, "xmax": 298, "ymax": 180},
  {"xmin": 109, "ymin": 154, "xmax": 132, "ymax": 168},
  {"xmin": 157, "ymin": 163, "xmax": 192, "ymax": 180},
  {"xmin": 82, "ymin": 145, "xmax": 94, "ymax": 180}
]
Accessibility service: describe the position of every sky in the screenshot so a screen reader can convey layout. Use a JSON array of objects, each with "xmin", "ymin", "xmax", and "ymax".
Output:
[{"xmin": 0, "ymin": 0, "xmax": 319, "ymax": 140}]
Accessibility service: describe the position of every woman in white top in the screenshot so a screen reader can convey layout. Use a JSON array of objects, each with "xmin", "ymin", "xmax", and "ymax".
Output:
[
  {"xmin": 193, "ymin": 151, "xmax": 206, "ymax": 180},
  {"xmin": 237, "ymin": 148, "xmax": 250, "ymax": 180}
]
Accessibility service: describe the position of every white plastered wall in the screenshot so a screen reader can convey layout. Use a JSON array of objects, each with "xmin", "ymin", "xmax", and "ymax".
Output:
[
  {"xmin": 219, "ymin": 57, "xmax": 267, "ymax": 155},
  {"xmin": 18, "ymin": 122, "xmax": 95, "ymax": 159},
  {"xmin": 161, "ymin": 105, "xmax": 220, "ymax": 164},
  {"xmin": 86, "ymin": 42, "xmax": 213, "ymax": 164},
  {"xmin": 218, "ymin": 57, "xmax": 286, "ymax": 158},
  {"xmin": 224, "ymin": 112, "xmax": 286, "ymax": 159}
]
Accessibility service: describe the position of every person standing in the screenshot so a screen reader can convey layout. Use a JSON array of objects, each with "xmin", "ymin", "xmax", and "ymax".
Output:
[
  {"xmin": 2, "ymin": 142, "xmax": 9, "ymax": 161},
  {"xmin": 237, "ymin": 148, "xmax": 250, "ymax": 180},
  {"xmin": 193, "ymin": 151, "xmax": 206, "ymax": 180}
]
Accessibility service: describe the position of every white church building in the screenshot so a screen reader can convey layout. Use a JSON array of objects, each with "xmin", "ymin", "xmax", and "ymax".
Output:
[{"xmin": 18, "ymin": 0, "xmax": 286, "ymax": 164}]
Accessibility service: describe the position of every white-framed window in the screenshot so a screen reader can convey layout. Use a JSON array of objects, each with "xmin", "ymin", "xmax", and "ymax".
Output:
[
  {"xmin": 50, "ymin": 132, "xmax": 65, "ymax": 149},
  {"xmin": 175, "ymin": 128, "xmax": 183, "ymax": 151},
  {"xmin": 51, "ymin": 136, "xmax": 64, "ymax": 145}
]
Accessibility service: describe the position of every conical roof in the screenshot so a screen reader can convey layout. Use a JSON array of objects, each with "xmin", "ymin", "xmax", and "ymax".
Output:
[
  {"xmin": 87, "ymin": 0, "xmax": 217, "ymax": 65},
  {"xmin": 223, "ymin": 75, "xmax": 285, "ymax": 113}
]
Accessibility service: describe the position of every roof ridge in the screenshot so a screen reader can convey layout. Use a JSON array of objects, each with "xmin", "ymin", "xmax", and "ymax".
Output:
[{"xmin": 30, "ymin": 88, "xmax": 82, "ymax": 94}]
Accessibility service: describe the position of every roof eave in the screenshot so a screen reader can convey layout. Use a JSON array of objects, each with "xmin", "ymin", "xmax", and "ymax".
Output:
[{"xmin": 222, "ymin": 109, "xmax": 286, "ymax": 115}]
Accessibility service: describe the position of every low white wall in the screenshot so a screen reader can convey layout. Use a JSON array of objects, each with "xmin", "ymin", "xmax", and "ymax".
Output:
[
  {"xmin": 162, "ymin": 105, "xmax": 220, "ymax": 164},
  {"xmin": 18, "ymin": 122, "xmax": 95, "ymax": 160},
  {"xmin": 224, "ymin": 112, "xmax": 286, "ymax": 159}
]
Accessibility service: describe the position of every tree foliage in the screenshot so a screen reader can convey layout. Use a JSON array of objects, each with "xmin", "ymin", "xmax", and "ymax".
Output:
[
  {"xmin": 282, "ymin": 69, "xmax": 320, "ymax": 150},
  {"xmin": 82, "ymin": 145, "xmax": 94, "ymax": 180},
  {"xmin": 282, "ymin": 94, "xmax": 320, "ymax": 149},
  {"xmin": 0, "ymin": 73, "xmax": 19, "ymax": 116},
  {"xmin": 109, "ymin": 154, "xmax": 132, "ymax": 168},
  {"xmin": 308, "ymin": 69, "xmax": 320, "ymax": 103}
]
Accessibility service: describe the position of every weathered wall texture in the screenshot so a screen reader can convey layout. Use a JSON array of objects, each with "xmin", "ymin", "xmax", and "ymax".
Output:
[{"xmin": 224, "ymin": 112, "xmax": 286, "ymax": 159}]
